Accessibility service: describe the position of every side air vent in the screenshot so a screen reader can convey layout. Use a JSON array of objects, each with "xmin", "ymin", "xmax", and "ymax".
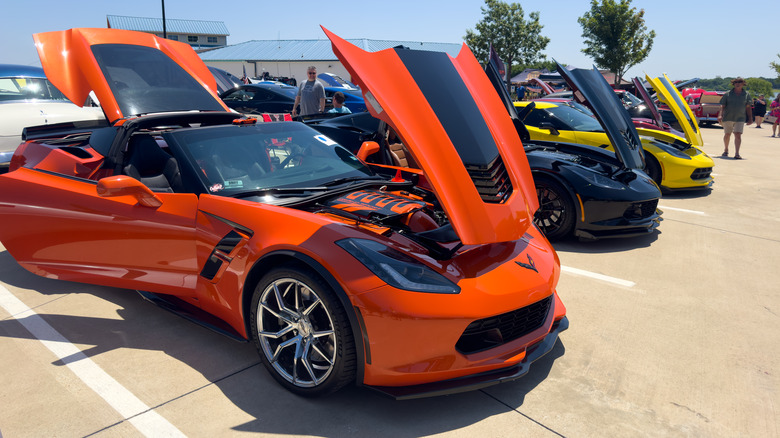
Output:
[{"xmin": 464, "ymin": 155, "xmax": 513, "ymax": 204}]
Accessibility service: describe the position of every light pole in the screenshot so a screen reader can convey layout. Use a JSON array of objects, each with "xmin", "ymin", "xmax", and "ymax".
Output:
[{"xmin": 161, "ymin": 0, "xmax": 167, "ymax": 39}]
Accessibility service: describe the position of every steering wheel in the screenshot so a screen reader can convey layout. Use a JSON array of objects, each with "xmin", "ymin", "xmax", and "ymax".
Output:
[
  {"xmin": 279, "ymin": 152, "xmax": 304, "ymax": 169},
  {"xmin": 278, "ymin": 144, "xmax": 308, "ymax": 168}
]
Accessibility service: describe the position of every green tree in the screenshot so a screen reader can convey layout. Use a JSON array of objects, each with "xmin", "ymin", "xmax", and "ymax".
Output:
[
  {"xmin": 771, "ymin": 54, "xmax": 780, "ymax": 79},
  {"xmin": 745, "ymin": 78, "xmax": 773, "ymax": 97},
  {"xmin": 577, "ymin": 0, "xmax": 655, "ymax": 85},
  {"xmin": 510, "ymin": 59, "xmax": 558, "ymax": 78},
  {"xmin": 465, "ymin": 0, "xmax": 550, "ymax": 87}
]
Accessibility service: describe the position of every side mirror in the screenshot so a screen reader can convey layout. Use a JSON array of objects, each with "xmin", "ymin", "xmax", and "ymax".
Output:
[
  {"xmin": 97, "ymin": 175, "xmax": 162, "ymax": 208},
  {"xmin": 538, "ymin": 122, "xmax": 560, "ymax": 136},
  {"xmin": 356, "ymin": 141, "xmax": 380, "ymax": 162}
]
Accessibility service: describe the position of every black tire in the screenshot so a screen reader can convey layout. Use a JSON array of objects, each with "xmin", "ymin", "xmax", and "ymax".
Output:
[
  {"xmin": 644, "ymin": 154, "xmax": 662, "ymax": 186},
  {"xmin": 534, "ymin": 178, "xmax": 575, "ymax": 241},
  {"xmin": 250, "ymin": 265, "xmax": 356, "ymax": 396}
]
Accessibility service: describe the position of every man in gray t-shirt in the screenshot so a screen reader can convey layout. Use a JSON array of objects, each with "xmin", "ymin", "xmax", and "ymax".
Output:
[
  {"xmin": 718, "ymin": 77, "xmax": 753, "ymax": 159},
  {"xmin": 292, "ymin": 66, "xmax": 325, "ymax": 117}
]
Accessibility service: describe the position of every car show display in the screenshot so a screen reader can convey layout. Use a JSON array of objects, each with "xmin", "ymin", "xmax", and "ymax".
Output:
[
  {"xmin": 309, "ymin": 60, "xmax": 663, "ymax": 241},
  {"xmin": 518, "ymin": 68, "xmax": 715, "ymax": 192},
  {"xmin": 0, "ymin": 27, "xmax": 567, "ymax": 399}
]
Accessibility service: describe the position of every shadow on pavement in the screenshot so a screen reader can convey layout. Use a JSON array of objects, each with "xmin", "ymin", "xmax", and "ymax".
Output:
[
  {"xmin": 0, "ymin": 250, "xmax": 568, "ymax": 437},
  {"xmin": 552, "ymin": 230, "xmax": 659, "ymax": 255},
  {"xmin": 662, "ymin": 187, "xmax": 713, "ymax": 199}
]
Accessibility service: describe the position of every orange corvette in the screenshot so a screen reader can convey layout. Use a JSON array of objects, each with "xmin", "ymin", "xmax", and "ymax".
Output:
[{"xmin": 0, "ymin": 27, "xmax": 567, "ymax": 398}]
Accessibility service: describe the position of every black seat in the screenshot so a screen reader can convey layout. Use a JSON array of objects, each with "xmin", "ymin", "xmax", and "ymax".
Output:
[{"xmin": 123, "ymin": 134, "xmax": 183, "ymax": 193}]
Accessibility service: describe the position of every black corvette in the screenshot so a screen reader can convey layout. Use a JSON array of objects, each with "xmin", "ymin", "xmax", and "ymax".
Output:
[{"xmin": 305, "ymin": 60, "xmax": 662, "ymax": 241}]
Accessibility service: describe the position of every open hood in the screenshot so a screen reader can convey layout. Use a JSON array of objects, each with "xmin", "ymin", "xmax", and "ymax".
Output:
[
  {"xmin": 632, "ymin": 77, "xmax": 663, "ymax": 128},
  {"xmin": 646, "ymin": 74, "xmax": 703, "ymax": 147},
  {"xmin": 530, "ymin": 78, "xmax": 555, "ymax": 95},
  {"xmin": 556, "ymin": 63, "xmax": 645, "ymax": 170},
  {"xmin": 33, "ymin": 28, "xmax": 229, "ymax": 124},
  {"xmin": 322, "ymin": 27, "xmax": 538, "ymax": 245},
  {"xmin": 674, "ymin": 77, "xmax": 700, "ymax": 90}
]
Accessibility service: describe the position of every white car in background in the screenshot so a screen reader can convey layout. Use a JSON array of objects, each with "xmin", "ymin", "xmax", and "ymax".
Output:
[{"xmin": 0, "ymin": 64, "xmax": 104, "ymax": 172}]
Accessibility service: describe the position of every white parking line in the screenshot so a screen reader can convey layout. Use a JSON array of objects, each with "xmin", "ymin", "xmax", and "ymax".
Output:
[
  {"xmin": 561, "ymin": 266, "xmax": 636, "ymax": 287},
  {"xmin": 0, "ymin": 285, "xmax": 185, "ymax": 437},
  {"xmin": 658, "ymin": 205, "xmax": 707, "ymax": 216}
]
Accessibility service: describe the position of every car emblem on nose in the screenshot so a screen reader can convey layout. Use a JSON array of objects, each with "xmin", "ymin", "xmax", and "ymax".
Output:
[{"xmin": 516, "ymin": 254, "xmax": 538, "ymax": 273}]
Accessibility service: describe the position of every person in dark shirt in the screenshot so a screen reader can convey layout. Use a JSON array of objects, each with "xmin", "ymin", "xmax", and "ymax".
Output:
[{"xmin": 753, "ymin": 94, "xmax": 767, "ymax": 128}]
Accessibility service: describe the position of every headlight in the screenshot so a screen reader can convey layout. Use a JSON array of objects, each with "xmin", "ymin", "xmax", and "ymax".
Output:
[
  {"xmin": 336, "ymin": 238, "xmax": 460, "ymax": 294},
  {"xmin": 574, "ymin": 168, "xmax": 625, "ymax": 189}
]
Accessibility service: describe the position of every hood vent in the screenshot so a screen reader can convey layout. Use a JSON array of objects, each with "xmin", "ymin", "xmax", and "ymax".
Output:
[{"xmin": 464, "ymin": 155, "xmax": 513, "ymax": 204}]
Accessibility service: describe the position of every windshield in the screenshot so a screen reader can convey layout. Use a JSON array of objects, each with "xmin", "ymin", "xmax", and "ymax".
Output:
[
  {"xmin": 318, "ymin": 73, "xmax": 359, "ymax": 90},
  {"xmin": 91, "ymin": 44, "xmax": 226, "ymax": 116},
  {"xmin": 562, "ymin": 100, "xmax": 595, "ymax": 116},
  {"xmin": 617, "ymin": 90, "xmax": 642, "ymax": 108},
  {"xmin": 0, "ymin": 77, "xmax": 69, "ymax": 102},
  {"xmin": 526, "ymin": 105, "xmax": 604, "ymax": 132},
  {"xmin": 168, "ymin": 122, "xmax": 376, "ymax": 196}
]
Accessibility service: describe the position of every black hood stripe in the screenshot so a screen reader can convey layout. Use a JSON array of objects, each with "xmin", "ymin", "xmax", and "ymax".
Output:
[{"xmin": 395, "ymin": 48, "xmax": 499, "ymax": 167}]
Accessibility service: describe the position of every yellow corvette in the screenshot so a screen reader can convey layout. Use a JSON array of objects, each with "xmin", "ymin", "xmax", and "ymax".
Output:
[{"xmin": 517, "ymin": 79, "xmax": 714, "ymax": 192}]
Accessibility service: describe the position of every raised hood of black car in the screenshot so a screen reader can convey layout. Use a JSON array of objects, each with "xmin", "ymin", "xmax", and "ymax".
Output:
[{"xmin": 557, "ymin": 63, "xmax": 645, "ymax": 170}]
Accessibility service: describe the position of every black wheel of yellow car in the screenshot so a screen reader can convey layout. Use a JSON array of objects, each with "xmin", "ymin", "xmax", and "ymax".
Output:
[
  {"xmin": 250, "ymin": 265, "xmax": 356, "ymax": 396},
  {"xmin": 534, "ymin": 178, "xmax": 575, "ymax": 241},
  {"xmin": 644, "ymin": 154, "xmax": 662, "ymax": 186}
]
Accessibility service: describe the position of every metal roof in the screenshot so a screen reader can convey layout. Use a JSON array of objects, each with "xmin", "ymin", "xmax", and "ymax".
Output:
[
  {"xmin": 107, "ymin": 15, "xmax": 229, "ymax": 36},
  {"xmin": 198, "ymin": 39, "xmax": 464, "ymax": 62}
]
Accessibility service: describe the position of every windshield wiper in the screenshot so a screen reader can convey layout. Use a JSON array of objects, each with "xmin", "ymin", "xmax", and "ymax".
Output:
[
  {"xmin": 232, "ymin": 176, "xmax": 384, "ymax": 198},
  {"xmin": 322, "ymin": 175, "xmax": 384, "ymax": 187},
  {"xmin": 233, "ymin": 187, "xmax": 329, "ymax": 198}
]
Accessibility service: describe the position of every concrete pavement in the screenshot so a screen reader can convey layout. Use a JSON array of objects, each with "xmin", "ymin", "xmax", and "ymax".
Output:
[{"xmin": 0, "ymin": 124, "xmax": 778, "ymax": 437}]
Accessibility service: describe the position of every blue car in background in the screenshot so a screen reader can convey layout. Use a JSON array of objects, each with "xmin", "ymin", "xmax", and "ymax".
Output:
[
  {"xmin": 317, "ymin": 72, "xmax": 359, "ymax": 89},
  {"xmin": 324, "ymin": 87, "xmax": 366, "ymax": 113},
  {"xmin": 317, "ymin": 72, "xmax": 366, "ymax": 113}
]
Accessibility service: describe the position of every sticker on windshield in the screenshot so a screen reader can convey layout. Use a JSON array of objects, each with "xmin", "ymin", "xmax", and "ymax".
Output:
[
  {"xmin": 314, "ymin": 135, "xmax": 337, "ymax": 146},
  {"xmin": 224, "ymin": 180, "xmax": 244, "ymax": 189}
]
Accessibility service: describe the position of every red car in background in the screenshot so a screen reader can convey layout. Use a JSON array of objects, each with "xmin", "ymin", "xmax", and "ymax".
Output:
[{"xmin": 681, "ymin": 88, "xmax": 723, "ymax": 126}]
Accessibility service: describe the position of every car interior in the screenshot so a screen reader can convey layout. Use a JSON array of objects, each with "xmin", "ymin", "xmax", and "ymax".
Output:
[{"xmin": 123, "ymin": 134, "xmax": 183, "ymax": 193}]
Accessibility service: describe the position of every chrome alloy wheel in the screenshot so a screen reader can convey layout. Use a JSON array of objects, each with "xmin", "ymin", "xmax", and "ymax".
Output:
[{"xmin": 256, "ymin": 278, "xmax": 337, "ymax": 388}]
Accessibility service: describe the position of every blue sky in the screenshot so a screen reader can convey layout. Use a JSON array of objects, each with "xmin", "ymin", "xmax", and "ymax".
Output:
[{"xmin": 3, "ymin": 0, "xmax": 778, "ymax": 80}]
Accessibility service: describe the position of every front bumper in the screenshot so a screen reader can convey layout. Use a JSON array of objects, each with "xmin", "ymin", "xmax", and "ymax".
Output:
[
  {"xmin": 575, "ymin": 216, "xmax": 661, "ymax": 240},
  {"xmin": 367, "ymin": 316, "xmax": 569, "ymax": 400},
  {"xmin": 575, "ymin": 195, "xmax": 662, "ymax": 240}
]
